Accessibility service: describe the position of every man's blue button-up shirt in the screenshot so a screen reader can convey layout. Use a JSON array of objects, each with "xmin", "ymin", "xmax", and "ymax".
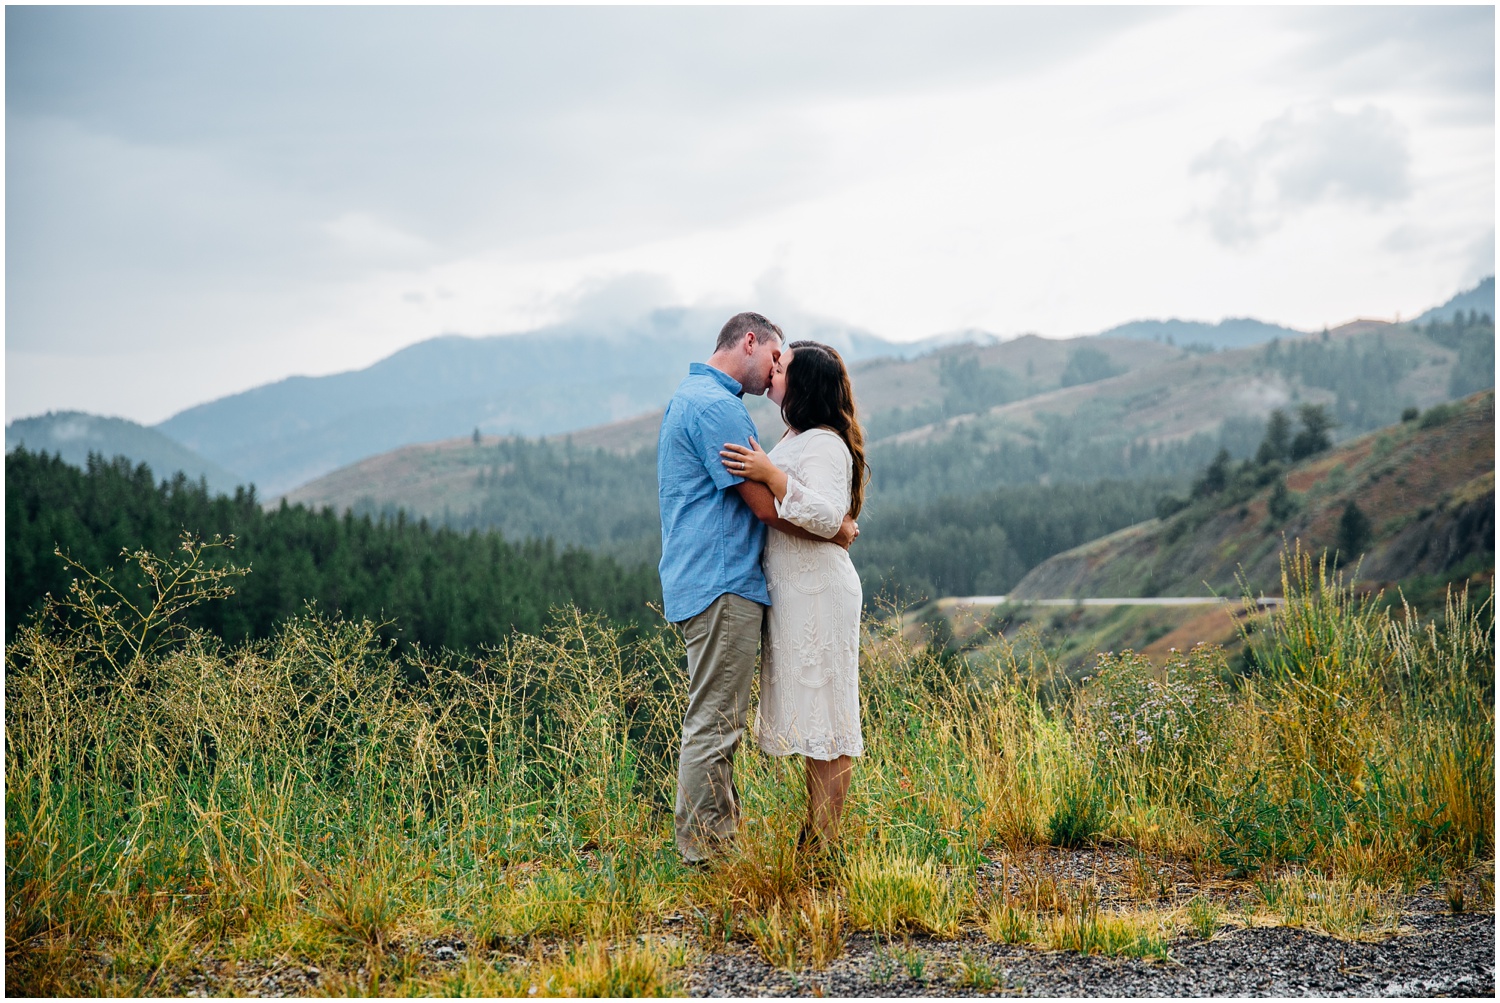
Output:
[{"xmin": 657, "ymin": 362, "xmax": 771, "ymax": 623}]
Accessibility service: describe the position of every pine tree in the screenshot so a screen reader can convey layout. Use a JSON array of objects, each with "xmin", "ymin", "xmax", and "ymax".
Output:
[
  {"xmin": 1192, "ymin": 449, "xmax": 1232, "ymax": 498},
  {"xmin": 1337, "ymin": 500, "xmax": 1373, "ymax": 562},
  {"xmin": 1267, "ymin": 478, "xmax": 1296, "ymax": 522},
  {"xmin": 1256, "ymin": 409, "xmax": 1293, "ymax": 465},
  {"xmin": 1290, "ymin": 404, "xmax": 1334, "ymax": 461}
]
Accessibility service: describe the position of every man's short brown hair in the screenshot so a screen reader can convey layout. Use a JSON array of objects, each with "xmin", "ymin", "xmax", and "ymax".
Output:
[{"xmin": 716, "ymin": 312, "xmax": 783, "ymax": 351}]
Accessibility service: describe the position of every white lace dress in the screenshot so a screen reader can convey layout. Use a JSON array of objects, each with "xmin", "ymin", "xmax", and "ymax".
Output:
[{"xmin": 755, "ymin": 428, "xmax": 864, "ymax": 761}]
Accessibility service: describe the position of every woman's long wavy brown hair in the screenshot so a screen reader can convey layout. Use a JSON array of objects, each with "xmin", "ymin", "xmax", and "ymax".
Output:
[{"xmin": 779, "ymin": 340, "xmax": 869, "ymax": 519}]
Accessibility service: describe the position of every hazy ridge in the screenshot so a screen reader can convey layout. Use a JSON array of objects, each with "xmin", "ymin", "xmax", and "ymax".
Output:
[{"xmin": 4, "ymin": 411, "xmax": 241, "ymax": 495}]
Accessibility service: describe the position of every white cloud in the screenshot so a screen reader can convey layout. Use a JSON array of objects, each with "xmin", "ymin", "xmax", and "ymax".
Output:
[
  {"xmin": 1192, "ymin": 103, "xmax": 1412, "ymax": 247},
  {"xmin": 3, "ymin": 5, "xmax": 1492, "ymax": 423},
  {"xmin": 1463, "ymin": 229, "xmax": 1497, "ymax": 287},
  {"xmin": 320, "ymin": 212, "xmax": 434, "ymax": 261}
]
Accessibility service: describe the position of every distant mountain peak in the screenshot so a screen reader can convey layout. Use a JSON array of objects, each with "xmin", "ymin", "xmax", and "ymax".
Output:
[
  {"xmin": 1091, "ymin": 316, "xmax": 1306, "ymax": 350},
  {"xmin": 5, "ymin": 411, "xmax": 243, "ymax": 494},
  {"xmin": 1414, "ymin": 276, "xmax": 1494, "ymax": 326}
]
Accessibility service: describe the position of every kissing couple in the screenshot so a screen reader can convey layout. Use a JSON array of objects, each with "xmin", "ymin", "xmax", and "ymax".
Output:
[{"xmin": 657, "ymin": 311, "xmax": 868, "ymax": 867}]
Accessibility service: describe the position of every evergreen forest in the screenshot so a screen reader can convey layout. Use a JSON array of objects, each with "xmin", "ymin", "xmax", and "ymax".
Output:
[
  {"xmin": 1258, "ymin": 310, "xmax": 1494, "ymax": 434},
  {"xmin": 5, "ymin": 450, "xmax": 660, "ymax": 650}
]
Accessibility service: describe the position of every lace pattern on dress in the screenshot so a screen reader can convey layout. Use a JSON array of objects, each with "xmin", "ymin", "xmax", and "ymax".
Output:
[{"xmin": 755, "ymin": 429, "xmax": 864, "ymax": 761}]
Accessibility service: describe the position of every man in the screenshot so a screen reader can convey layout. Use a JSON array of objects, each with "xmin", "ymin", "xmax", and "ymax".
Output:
[{"xmin": 658, "ymin": 311, "xmax": 857, "ymax": 865}]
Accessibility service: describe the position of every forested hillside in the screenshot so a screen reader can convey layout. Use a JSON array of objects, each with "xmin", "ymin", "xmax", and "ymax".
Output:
[
  {"xmin": 1010, "ymin": 391, "xmax": 1495, "ymax": 602},
  {"xmin": 854, "ymin": 478, "xmax": 1173, "ymax": 605},
  {"xmin": 1259, "ymin": 310, "xmax": 1494, "ymax": 435},
  {"xmin": 5, "ymin": 450, "xmax": 660, "ymax": 649},
  {"xmin": 288, "ymin": 427, "xmax": 1260, "ymax": 604}
]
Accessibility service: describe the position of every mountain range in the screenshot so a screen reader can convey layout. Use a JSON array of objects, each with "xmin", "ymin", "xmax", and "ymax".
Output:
[
  {"xmin": 275, "ymin": 311, "xmax": 1492, "ymax": 598},
  {"xmin": 153, "ymin": 308, "xmax": 959, "ymax": 495},
  {"xmin": 1416, "ymin": 276, "xmax": 1494, "ymax": 325},
  {"xmin": 1090, "ymin": 317, "xmax": 1304, "ymax": 350},
  {"xmin": 276, "ymin": 332, "xmax": 1184, "ymax": 526},
  {"xmin": 6, "ymin": 277, "xmax": 1492, "ymax": 499}
]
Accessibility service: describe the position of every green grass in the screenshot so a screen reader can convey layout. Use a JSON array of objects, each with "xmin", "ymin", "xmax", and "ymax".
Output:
[{"xmin": 5, "ymin": 537, "xmax": 1492, "ymax": 994}]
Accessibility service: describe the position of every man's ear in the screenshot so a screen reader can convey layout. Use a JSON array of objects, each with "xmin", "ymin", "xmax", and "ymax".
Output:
[{"xmin": 742, "ymin": 331, "xmax": 757, "ymax": 355}]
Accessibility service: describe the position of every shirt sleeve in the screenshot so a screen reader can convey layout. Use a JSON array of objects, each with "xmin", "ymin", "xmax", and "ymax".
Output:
[
  {"xmin": 774, "ymin": 432, "xmax": 852, "ymax": 539},
  {"xmin": 693, "ymin": 399, "xmax": 759, "ymax": 491}
]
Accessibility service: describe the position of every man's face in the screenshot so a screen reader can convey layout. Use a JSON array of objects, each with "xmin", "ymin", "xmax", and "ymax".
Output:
[{"xmin": 741, "ymin": 333, "xmax": 782, "ymax": 396}]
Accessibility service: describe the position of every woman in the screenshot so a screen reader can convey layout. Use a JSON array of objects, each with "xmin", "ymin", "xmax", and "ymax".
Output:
[{"xmin": 720, "ymin": 340, "xmax": 868, "ymax": 849}]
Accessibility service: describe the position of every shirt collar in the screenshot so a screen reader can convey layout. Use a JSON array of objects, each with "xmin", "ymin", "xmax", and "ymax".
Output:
[{"xmin": 690, "ymin": 361, "xmax": 744, "ymax": 398}]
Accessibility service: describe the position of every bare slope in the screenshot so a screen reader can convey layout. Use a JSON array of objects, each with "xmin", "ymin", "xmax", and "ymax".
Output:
[
  {"xmin": 1009, "ymin": 390, "xmax": 1495, "ymax": 600},
  {"xmin": 882, "ymin": 320, "xmax": 1447, "ymax": 452}
]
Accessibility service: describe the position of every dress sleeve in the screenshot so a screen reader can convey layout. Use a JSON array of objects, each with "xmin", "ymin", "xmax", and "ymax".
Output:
[{"xmin": 775, "ymin": 432, "xmax": 852, "ymax": 539}]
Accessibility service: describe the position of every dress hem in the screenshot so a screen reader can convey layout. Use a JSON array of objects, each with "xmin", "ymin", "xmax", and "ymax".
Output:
[{"xmin": 758, "ymin": 741, "xmax": 864, "ymax": 761}]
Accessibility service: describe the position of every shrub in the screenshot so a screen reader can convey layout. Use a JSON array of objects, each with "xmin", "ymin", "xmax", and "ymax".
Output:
[
  {"xmin": 1267, "ymin": 477, "xmax": 1297, "ymax": 522},
  {"xmin": 1420, "ymin": 401, "xmax": 1459, "ymax": 428},
  {"xmin": 1200, "ymin": 772, "xmax": 1315, "ymax": 877}
]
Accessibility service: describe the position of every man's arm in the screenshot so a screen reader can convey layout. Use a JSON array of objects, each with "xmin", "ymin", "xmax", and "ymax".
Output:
[{"xmin": 736, "ymin": 481, "xmax": 857, "ymax": 549}]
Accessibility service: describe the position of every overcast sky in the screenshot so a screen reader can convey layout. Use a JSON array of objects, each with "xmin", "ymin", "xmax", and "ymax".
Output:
[{"xmin": 6, "ymin": 5, "xmax": 1494, "ymax": 424}]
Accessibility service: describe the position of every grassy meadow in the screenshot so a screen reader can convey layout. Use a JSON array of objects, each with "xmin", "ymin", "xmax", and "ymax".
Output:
[{"xmin": 5, "ymin": 539, "xmax": 1494, "ymax": 996}]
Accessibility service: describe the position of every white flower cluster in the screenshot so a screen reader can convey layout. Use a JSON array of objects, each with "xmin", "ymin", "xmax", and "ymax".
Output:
[{"xmin": 1086, "ymin": 645, "xmax": 1231, "ymax": 764}]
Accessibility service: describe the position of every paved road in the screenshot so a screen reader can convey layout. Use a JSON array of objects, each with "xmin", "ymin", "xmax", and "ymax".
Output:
[{"xmin": 952, "ymin": 595, "xmax": 1283, "ymax": 607}]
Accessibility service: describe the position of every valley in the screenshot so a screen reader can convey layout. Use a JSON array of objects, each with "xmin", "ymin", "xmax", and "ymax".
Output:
[{"xmin": 272, "ymin": 311, "xmax": 1494, "ymax": 629}]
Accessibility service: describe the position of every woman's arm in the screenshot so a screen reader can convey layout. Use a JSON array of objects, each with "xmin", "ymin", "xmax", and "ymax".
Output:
[
  {"xmin": 735, "ymin": 481, "xmax": 858, "ymax": 548},
  {"xmin": 723, "ymin": 436, "xmax": 856, "ymax": 544},
  {"xmin": 725, "ymin": 433, "xmax": 850, "ymax": 540}
]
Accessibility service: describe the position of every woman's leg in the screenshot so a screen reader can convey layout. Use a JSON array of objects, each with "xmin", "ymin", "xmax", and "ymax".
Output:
[{"xmin": 804, "ymin": 755, "xmax": 855, "ymax": 845}]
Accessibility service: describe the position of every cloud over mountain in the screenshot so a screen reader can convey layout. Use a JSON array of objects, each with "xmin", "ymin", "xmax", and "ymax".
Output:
[{"xmin": 1193, "ymin": 103, "xmax": 1412, "ymax": 247}]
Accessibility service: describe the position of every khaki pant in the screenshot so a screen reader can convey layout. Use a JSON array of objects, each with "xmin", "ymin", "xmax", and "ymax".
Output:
[{"xmin": 674, "ymin": 593, "xmax": 764, "ymax": 863}]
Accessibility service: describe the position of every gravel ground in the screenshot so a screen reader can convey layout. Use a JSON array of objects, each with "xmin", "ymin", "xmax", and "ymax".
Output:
[
  {"xmin": 131, "ymin": 847, "xmax": 1493, "ymax": 997},
  {"xmin": 156, "ymin": 895, "xmax": 1491, "ymax": 998},
  {"xmin": 684, "ymin": 902, "xmax": 1494, "ymax": 998}
]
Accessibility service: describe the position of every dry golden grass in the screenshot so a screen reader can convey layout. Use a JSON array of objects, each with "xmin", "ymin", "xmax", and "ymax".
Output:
[
  {"xmin": 1244, "ymin": 872, "xmax": 1403, "ymax": 940},
  {"xmin": 4, "ymin": 538, "xmax": 1491, "ymax": 994}
]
